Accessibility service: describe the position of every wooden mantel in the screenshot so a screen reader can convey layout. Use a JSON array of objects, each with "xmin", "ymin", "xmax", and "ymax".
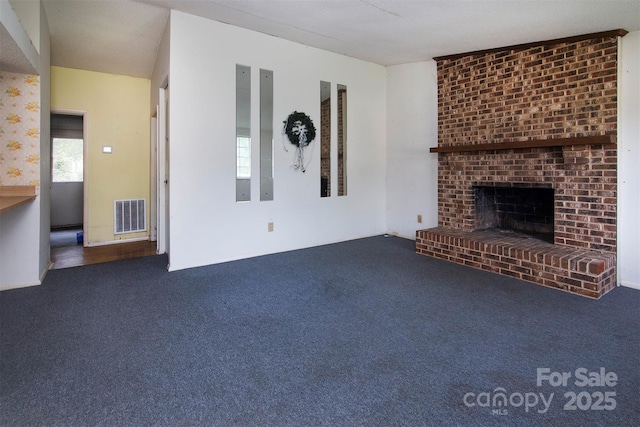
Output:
[
  {"xmin": 0, "ymin": 186, "xmax": 37, "ymax": 214},
  {"xmin": 430, "ymin": 135, "xmax": 616, "ymax": 154}
]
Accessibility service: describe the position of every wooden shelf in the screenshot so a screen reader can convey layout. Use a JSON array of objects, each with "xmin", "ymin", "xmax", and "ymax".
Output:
[
  {"xmin": 430, "ymin": 135, "xmax": 616, "ymax": 154},
  {"xmin": 0, "ymin": 185, "xmax": 37, "ymax": 214}
]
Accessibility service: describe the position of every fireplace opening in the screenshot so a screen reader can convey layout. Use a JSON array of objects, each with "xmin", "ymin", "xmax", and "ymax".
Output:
[{"xmin": 474, "ymin": 185, "xmax": 554, "ymax": 243}]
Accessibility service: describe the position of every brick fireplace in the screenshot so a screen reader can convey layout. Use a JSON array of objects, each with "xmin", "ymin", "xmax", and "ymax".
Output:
[{"xmin": 416, "ymin": 30, "xmax": 627, "ymax": 298}]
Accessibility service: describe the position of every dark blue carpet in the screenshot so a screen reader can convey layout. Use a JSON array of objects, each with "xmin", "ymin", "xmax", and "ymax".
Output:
[{"xmin": 1, "ymin": 235, "xmax": 638, "ymax": 426}]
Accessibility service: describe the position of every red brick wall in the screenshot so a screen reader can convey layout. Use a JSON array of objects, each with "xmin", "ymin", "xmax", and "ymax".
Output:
[
  {"xmin": 436, "ymin": 35, "xmax": 619, "ymax": 253},
  {"xmin": 438, "ymin": 37, "xmax": 618, "ymax": 145}
]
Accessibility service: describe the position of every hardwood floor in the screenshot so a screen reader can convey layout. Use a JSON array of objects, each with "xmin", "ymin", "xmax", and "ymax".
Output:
[{"xmin": 50, "ymin": 240, "xmax": 158, "ymax": 270}]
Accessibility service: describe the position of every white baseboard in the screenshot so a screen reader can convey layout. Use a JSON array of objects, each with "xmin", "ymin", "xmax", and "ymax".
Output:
[
  {"xmin": 0, "ymin": 280, "xmax": 41, "ymax": 292},
  {"xmin": 620, "ymin": 280, "xmax": 640, "ymax": 290},
  {"xmin": 40, "ymin": 261, "xmax": 52, "ymax": 281},
  {"xmin": 85, "ymin": 236, "xmax": 149, "ymax": 247},
  {"xmin": 0, "ymin": 263, "xmax": 51, "ymax": 291}
]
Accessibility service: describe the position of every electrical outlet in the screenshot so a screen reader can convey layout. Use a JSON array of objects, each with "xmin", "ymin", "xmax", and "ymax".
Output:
[
  {"xmin": 268, "ymin": 222, "xmax": 274, "ymax": 232},
  {"xmin": 417, "ymin": 214, "xmax": 423, "ymax": 224}
]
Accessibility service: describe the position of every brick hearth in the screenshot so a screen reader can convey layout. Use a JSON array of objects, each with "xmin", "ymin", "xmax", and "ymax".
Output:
[
  {"xmin": 416, "ymin": 227, "xmax": 616, "ymax": 298},
  {"xmin": 417, "ymin": 31, "xmax": 624, "ymax": 298}
]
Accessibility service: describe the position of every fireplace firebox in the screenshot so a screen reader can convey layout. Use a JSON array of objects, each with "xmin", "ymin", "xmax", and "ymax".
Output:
[{"xmin": 474, "ymin": 185, "xmax": 554, "ymax": 243}]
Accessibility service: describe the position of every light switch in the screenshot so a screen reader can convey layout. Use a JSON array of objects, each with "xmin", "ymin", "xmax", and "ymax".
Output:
[{"xmin": 102, "ymin": 146, "xmax": 112, "ymax": 153}]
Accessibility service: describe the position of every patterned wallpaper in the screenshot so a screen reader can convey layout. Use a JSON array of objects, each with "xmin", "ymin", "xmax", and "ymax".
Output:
[{"xmin": 0, "ymin": 71, "xmax": 41, "ymax": 187}]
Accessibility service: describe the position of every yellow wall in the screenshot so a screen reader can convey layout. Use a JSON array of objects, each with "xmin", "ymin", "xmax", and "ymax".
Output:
[{"xmin": 50, "ymin": 66, "xmax": 150, "ymax": 244}]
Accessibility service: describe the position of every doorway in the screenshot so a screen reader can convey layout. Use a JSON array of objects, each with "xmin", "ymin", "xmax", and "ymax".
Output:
[
  {"xmin": 49, "ymin": 111, "xmax": 157, "ymax": 269},
  {"xmin": 50, "ymin": 113, "xmax": 84, "ymax": 248}
]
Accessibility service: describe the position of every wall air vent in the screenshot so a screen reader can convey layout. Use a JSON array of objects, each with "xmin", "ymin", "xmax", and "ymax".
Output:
[{"xmin": 114, "ymin": 199, "xmax": 146, "ymax": 234}]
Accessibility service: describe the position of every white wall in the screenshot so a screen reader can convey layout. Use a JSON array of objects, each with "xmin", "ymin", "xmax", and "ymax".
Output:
[
  {"xmin": 0, "ymin": 0, "xmax": 48, "ymax": 290},
  {"xmin": 386, "ymin": 62, "xmax": 438, "ymax": 239},
  {"xmin": 618, "ymin": 30, "xmax": 640, "ymax": 290},
  {"xmin": 0, "ymin": 202, "xmax": 41, "ymax": 289},
  {"xmin": 37, "ymin": 0, "xmax": 50, "ymax": 282},
  {"xmin": 9, "ymin": 0, "xmax": 40, "ymax": 53},
  {"xmin": 50, "ymin": 182, "xmax": 82, "ymax": 227},
  {"xmin": 166, "ymin": 11, "xmax": 387, "ymax": 271}
]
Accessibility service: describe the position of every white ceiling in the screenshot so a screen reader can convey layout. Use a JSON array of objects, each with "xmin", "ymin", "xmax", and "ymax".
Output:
[{"xmin": 40, "ymin": 0, "xmax": 640, "ymax": 79}]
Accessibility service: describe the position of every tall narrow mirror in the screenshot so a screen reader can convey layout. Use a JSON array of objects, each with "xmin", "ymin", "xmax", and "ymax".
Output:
[
  {"xmin": 320, "ymin": 81, "xmax": 331, "ymax": 197},
  {"xmin": 260, "ymin": 69, "xmax": 274, "ymax": 201},
  {"xmin": 236, "ymin": 65, "xmax": 251, "ymax": 202},
  {"xmin": 337, "ymin": 84, "xmax": 347, "ymax": 196}
]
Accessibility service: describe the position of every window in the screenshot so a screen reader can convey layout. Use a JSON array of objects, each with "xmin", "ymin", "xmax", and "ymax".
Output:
[
  {"xmin": 52, "ymin": 138, "xmax": 83, "ymax": 182},
  {"xmin": 236, "ymin": 136, "xmax": 251, "ymax": 179}
]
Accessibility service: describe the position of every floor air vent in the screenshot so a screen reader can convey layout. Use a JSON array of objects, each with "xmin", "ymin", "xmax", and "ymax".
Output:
[{"xmin": 114, "ymin": 199, "xmax": 146, "ymax": 234}]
